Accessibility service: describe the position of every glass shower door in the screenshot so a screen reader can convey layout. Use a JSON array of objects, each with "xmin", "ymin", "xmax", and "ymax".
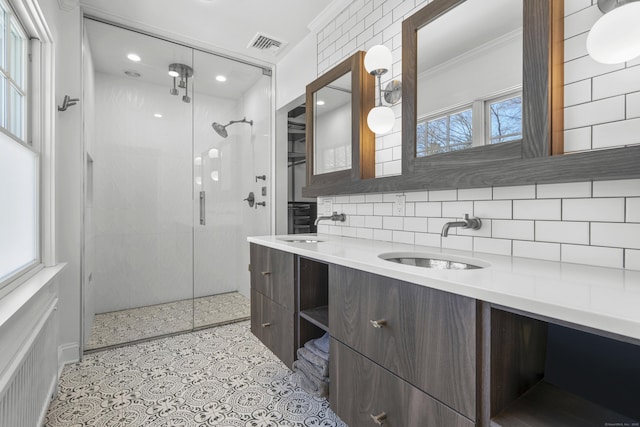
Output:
[
  {"xmin": 192, "ymin": 50, "xmax": 271, "ymax": 329},
  {"xmin": 84, "ymin": 19, "xmax": 195, "ymax": 350}
]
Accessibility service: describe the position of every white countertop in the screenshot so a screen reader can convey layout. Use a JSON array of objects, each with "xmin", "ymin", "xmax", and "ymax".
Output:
[{"xmin": 248, "ymin": 234, "xmax": 640, "ymax": 342}]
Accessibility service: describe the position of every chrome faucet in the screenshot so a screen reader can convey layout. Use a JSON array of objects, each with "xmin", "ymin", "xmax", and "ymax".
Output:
[
  {"xmin": 314, "ymin": 211, "xmax": 346, "ymax": 226},
  {"xmin": 441, "ymin": 214, "xmax": 482, "ymax": 237}
]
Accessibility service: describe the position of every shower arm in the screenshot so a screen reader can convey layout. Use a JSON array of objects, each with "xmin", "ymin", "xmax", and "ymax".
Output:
[{"xmin": 226, "ymin": 117, "xmax": 253, "ymax": 126}]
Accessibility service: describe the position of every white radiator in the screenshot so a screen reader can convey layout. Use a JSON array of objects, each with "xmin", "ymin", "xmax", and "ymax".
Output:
[{"xmin": 0, "ymin": 300, "xmax": 58, "ymax": 427}]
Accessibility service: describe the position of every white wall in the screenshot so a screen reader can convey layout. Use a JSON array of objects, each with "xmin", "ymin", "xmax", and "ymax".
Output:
[
  {"xmin": 276, "ymin": 33, "xmax": 317, "ymax": 110},
  {"xmin": 312, "ymin": 0, "xmax": 640, "ymax": 271}
]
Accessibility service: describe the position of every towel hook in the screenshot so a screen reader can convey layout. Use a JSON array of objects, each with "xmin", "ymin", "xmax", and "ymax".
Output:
[{"xmin": 58, "ymin": 95, "xmax": 79, "ymax": 112}]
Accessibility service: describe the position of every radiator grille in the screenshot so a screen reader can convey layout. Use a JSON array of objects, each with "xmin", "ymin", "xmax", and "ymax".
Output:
[{"xmin": 0, "ymin": 301, "xmax": 57, "ymax": 427}]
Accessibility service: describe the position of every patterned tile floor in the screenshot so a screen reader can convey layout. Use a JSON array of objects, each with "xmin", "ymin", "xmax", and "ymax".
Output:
[
  {"xmin": 87, "ymin": 293, "xmax": 251, "ymax": 350},
  {"xmin": 47, "ymin": 321, "xmax": 346, "ymax": 427}
]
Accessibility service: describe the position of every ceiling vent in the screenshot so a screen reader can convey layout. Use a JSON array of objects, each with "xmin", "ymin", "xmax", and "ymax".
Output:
[{"xmin": 248, "ymin": 32, "xmax": 287, "ymax": 54}]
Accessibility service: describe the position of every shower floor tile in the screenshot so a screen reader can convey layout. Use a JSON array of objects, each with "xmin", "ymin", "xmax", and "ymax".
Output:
[
  {"xmin": 46, "ymin": 321, "xmax": 345, "ymax": 427},
  {"xmin": 86, "ymin": 292, "xmax": 250, "ymax": 350}
]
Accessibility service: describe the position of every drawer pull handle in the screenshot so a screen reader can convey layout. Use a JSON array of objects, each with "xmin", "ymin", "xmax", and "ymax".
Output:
[
  {"xmin": 261, "ymin": 271, "xmax": 271, "ymax": 276},
  {"xmin": 369, "ymin": 319, "xmax": 387, "ymax": 328},
  {"xmin": 261, "ymin": 322, "xmax": 271, "ymax": 327},
  {"xmin": 370, "ymin": 412, "xmax": 387, "ymax": 425}
]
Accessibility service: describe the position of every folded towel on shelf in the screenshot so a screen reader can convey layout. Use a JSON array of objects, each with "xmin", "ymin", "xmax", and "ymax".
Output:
[
  {"xmin": 297, "ymin": 347, "xmax": 329, "ymax": 377},
  {"xmin": 304, "ymin": 340, "xmax": 329, "ymax": 360},
  {"xmin": 293, "ymin": 361, "xmax": 329, "ymax": 398},
  {"xmin": 314, "ymin": 332, "xmax": 330, "ymax": 353},
  {"xmin": 297, "ymin": 348, "xmax": 329, "ymax": 379}
]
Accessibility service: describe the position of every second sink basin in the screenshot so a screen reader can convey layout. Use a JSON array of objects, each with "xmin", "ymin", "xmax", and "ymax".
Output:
[
  {"xmin": 278, "ymin": 236, "xmax": 325, "ymax": 243},
  {"xmin": 379, "ymin": 251, "xmax": 488, "ymax": 270}
]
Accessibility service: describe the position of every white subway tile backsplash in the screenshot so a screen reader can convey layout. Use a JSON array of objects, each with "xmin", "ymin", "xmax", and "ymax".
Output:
[
  {"xmin": 373, "ymin": 228, "xmax": 392, "ymax": 242},
  {"xmin": 564, "ymin": 96, "xmax": 625, "ymax": 129},
  {"xmin": 564, "ymin": 0, "xmax": 592, "ymax": 16},
  {"xmin": 392, "ymin": 230, "xmax": 414, "ymax": 244},
  {"xmin": 564, "ymin": 55, "xmax": 623, "ymax": 85},
  {"xmin": 428, "ymin": 217, "xmax": 456, "ymax": 234},
  {"xmin": 591, "ymin": 223, "xmax": 640, "ymax": 249},
  {"xmin": 627, "ymin": 198, "xmax": 640, "ymax": 223},
  {"xmin": 381, "ymin": 160, "xmax": 402, "ymax": 176},
  {"xmin": 415, "ymin": 202, "xmax": 442, "ymax": 217},
  {"xmin": 405, "ymin": 190, "xmax": 428, "ymax": 202},
  {"xmin": 458, "ymin": 187, "xmax": 492, "ymax": 200},
  {"xmin": 382, "ymin": 193, "xmax": 402, "ymax": 203},
  {"xmin": 626, "ymin": 250, "xmax": 640, "ymax": 270},
  {"xmin": 493, "ymin": 185, "xmax": 535, "ymax": 200},
  {"xmin": 473, "ymin": 237, "xmax": 512, "ymax": 256},
  {"xmin": 492, "ymin": 220, "xmax": 535, "ymax": 240},
  {"xmin": 357, "ymin": 203, "xmax": 374, "ymax": 215},
  {"xmin": 563, "ymin": 127, "xmax": 592, "ymax": 152},
  {"xmin": 429, "ymin": 189, "xmax": 457, "ymax": 201},
  {"xmin": 405, "ymin": 202, "xmax": 415, "ymax": 217},
  {"xmin": 563, "ymin": 198, "xmax": 625, "ymax": 222},
  {"xmin": 593, "ymin": 179, "xmax": 640, "ymax": 197},
  {"xmin": 383, "ymin": 216, "xmax": 403, "ymax": 230},
  {"xmin": 415, "ymin": 232, "xmax": 441, "ymax": 248},
  {"xmin": 513, "ymin": 241, "xmax": 561, "ymax": 262},
  {"xmin": 374, "ymin": 203, "xmax": 393, "ymax": 216},
  {"xmin": 458, "ymin": 220, "xmax": 492, "ymax": 238},
  {"xmin": 592, "ymin": 65, "xmax": 640, "ymax": 100},
  {"xmin": 403, "ymin": 217, "xmax": 429, "ymax": 232},
  {"xmin": 536, "ymin": 182, "xmax": 592, "ymax": 199},
  {"xmin": 564, "ymin": 33, "xmax": 588, "ymax": 62},
  {"xmin": 561, "ymin": 244, "xmax": 624, "ymax": 268},
  {"xmin": 356, "ymin": 227, "xmax": 374, "ymax": 240},
  {"xmin": 564, "ymin": 3, "xmax": 600, "ymax": 37},
  {"xmin": 342, "ymin": 227, "xmax": 358, "ymax": 238},
  {"xmin": 442, "ymin": 201, "xmax": 474, "ymax": 218},
  {"xmin": 564, "ymin": 79, "xmax": 591, "ymax": 107},
  {"xmin": 474, "ymin": 200, "xmax": 512, "ymax": 219},
  {"xmin": 513, "ymin": 199, "xmax": 561, "ymax": 220},
  {"xmin": 442, "ymin": 235, "xmax": 473, "ymax": 251},
  {"xmin": 349, "ymin": 215, "xmax": 365, "ymax": 227},
  {"xmin": 628, "ymin": 92, "xmax": 640, "ymax": 119},
  {"xmin": 350, "ymin": 194, "xmax": 365, "ymax": 203},
  {"xmin": 376, "ymin": 147, "xmax": 394, "ymax": 163},
  {"xmin": 365, "ymin": 215, "xmax": 383, "ymax": 229},
  {"xmin": 365, "ymin": 193, "xmax": 383, "ymax": 203},
  {"xmin": 535, "ymin": 221, "xmax": 589, "ymax": 244},
  {"xmin": 592, "ymin": 118, "xmax": 640, "ymax": 149},
  {"xmin": 342, "ymin": 204, "xmax": 358, "ymax": 215}
]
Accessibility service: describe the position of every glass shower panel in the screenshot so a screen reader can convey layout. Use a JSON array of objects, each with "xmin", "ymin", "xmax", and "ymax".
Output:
[
  {"xmin": 84, "ymin": 19, "xmax": 194, "ymax": 350},
  {"xmin": 192, "ymin": 50, "xmax": 271, "ymax": 328}
]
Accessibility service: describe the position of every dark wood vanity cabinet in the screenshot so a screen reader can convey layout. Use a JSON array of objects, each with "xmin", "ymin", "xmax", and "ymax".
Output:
[
  {"xmin": 329, "ymin": 265, "xmax": 478, "ymax": 424},
  {"xmin": 249, "ymin": 244, "xmax": 295, "ymax": 368}
]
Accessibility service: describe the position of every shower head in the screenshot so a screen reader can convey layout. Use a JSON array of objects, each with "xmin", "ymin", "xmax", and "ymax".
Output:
[{"xmin": 211, "ymin": 117, "xmax": 254, "ymax": 138}]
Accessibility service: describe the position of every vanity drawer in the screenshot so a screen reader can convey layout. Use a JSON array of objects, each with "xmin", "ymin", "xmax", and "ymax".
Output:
[
  {"xmin": 329, "ymin": 265, "xmax": 477, "ymax": 419},
  {"xmin": 250, "ymin": 289, "xmax": 295, "ymax": 368},
  {"xmin": 330, "ymin": 339, "xmax": 474, "ymax": 427},
  {"xmin": 250, "ymin": 243, "xmax": 295, "ymax": 309}
]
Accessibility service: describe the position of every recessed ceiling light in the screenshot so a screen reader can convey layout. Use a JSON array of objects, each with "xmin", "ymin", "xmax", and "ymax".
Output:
[
  {"xmin": 153, "ymin": 113, "xmax": 163, "ymax": 118},
  {"xmin": 127, "ymin": 53, "xmax": 141, "ymax": 62},
  {"xmin": 216, "ymin": 75, "xmax": 227, "ymax": 82},
  {"xmin": 168, "ymin": 70, "xmax": 180, "ymax": 77},
  {"xmin": 316, "ymin": 100, "xmax": 325, "ymax": 106}
]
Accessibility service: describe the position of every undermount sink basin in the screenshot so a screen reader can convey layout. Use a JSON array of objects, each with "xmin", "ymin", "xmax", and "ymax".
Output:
[
  {"xmin": 378, "ymin": 251, "xmax": 488, "ymax": 270},
  {"xmin": 278, "ymin": 237, "xmax": 324, "ymax": 243}
]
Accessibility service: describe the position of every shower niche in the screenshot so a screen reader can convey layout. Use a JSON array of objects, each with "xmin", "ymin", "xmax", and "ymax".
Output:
[{"xmin": 82, "ymin": 18, "xmax": 272, "ymax": 351}]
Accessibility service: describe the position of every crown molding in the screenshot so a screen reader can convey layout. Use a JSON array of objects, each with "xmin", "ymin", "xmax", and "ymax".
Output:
[
  {"xmin": 58, "ymin": 0, "xmax": 79, "ymax": 12},
  {"xmin": 308, "ymin": 0, "xmax": 351, "ymax": 33}
]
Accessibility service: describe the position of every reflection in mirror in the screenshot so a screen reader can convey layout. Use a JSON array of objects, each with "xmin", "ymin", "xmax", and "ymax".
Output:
[
  {"xmin": 416, "ymin": 0, "xmax": 523, "ymax": 157},
  {"xmin": 313, "ymin": 72, "xmax": 352, "ymax": 175}
]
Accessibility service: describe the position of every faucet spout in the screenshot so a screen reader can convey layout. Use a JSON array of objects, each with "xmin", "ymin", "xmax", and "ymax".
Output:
[
  {"xmin": 441, "ymin": 214, "xmax": 482, "ymax": 237},
  {"xmin": 314, "ymin": 211, "xmax": 346, "ymax": 226}
]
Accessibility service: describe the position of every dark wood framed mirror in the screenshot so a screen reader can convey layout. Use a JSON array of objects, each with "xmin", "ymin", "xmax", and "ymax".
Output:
[
  {"xmin": 402, "ymin": 0, "xmax": 564, "ymax": 182},
  {"xmin": 305, "ymin": 51, "xmax": 375, "ymax": 188}
]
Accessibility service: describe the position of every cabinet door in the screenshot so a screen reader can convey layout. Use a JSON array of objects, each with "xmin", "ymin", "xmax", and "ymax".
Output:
[
  {"xmin": 250, "ymin": 289, "xmax": 295, "ymax": 368},
  {"xmin": 330, "ymin": 265, "xmax": 477, "ymax": 419},
  {"xmin": 330, "ymin": 339, "xmax": 474, "ymax": 427},
  {"xmin": 250, "ymin": 243, "xmax": 294, "ymax": 310}
]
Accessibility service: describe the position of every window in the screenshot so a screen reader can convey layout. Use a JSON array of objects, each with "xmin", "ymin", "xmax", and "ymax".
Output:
[
  {"xmin": 417, "ymin": 91, "xmax": 522, "ymax": 157},
  {"xmin": 0, "ymin": 0, "xmax": 37, "ymax": 287}
]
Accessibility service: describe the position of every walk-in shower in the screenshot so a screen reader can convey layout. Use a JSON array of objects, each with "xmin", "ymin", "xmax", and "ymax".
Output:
[
  {"xmin": 212, "ymin": 117, "xmax": 253, "ymax": 138},
  {"xmin": 81, "ymin": 18, "xmax": 272, "ymax": 351}
]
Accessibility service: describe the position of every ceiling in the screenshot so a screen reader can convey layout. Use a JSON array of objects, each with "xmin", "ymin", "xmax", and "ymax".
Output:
[{"xmin": 80, "ymin": 0, "xmax": 335, "ymax": 65}]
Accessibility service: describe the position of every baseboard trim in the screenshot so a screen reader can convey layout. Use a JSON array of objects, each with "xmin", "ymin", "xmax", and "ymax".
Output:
[{"xmin": 58, "ymin": 342, "xmax": 79, "ymax": 377}]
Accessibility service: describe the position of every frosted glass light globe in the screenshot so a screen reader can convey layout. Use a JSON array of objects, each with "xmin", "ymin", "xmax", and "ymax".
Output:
[
  {"xmin": 367, "ymin": 106, "xmax": 395, "ymax": 134},
  {"xmin": 587, "ymin": 2, "xmax": 640, "ymax": 64},
  {"xmin": 364, "ymin": 45, "xmax": 392, "ymax": 74}
]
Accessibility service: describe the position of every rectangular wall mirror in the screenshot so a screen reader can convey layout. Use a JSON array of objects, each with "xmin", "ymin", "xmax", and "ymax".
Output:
[
  {"xmin": 403, "ymin": 0, "xmax": 564, "ymax": 182},
  {"xmin": 416, "ymin": 0, "xmax": 523, "ymax": 157},
  {"xmin": 305, "ymin": 51, "xmax": 375, "ymax": 188}
]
